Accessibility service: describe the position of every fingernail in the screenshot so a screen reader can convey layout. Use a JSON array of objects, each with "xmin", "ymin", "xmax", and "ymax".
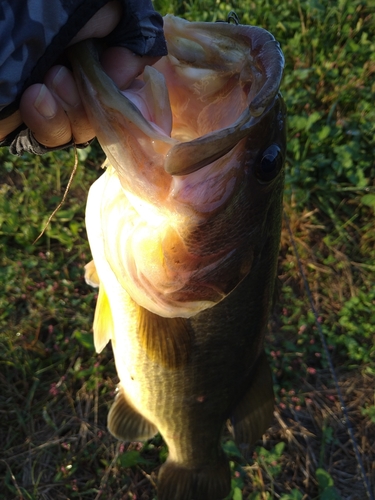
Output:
[
  {"xmin": 52, "ymin": 66, "xmax": 80, "ymax": 107},
  {"xmin": 34, "ymin": 85, "xmax": 57, "ymax": 118}
]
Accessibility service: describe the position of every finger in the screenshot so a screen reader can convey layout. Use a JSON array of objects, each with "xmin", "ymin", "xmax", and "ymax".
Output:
[
  {"xmin": 101, "ymin": 47, "xmax": 162, "ymax": 89},
  {"xmin": 0, "ymin": 110, "xmax": 22, "ymax": 141},
  {"xmin": 69, "ymin": 0, "xmax": 122, "ymax": 45},
  {"xmin": 44, "ymin": 66, "xmax": 94, "ymax": 144},
  {"xmin": 20, "ymin": 84, "xmax": 73, "ymax": 147}
]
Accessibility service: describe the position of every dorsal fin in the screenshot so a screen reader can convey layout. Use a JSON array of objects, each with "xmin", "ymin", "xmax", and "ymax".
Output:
[{"xmin": 137, "ymin": 306, "xmax": 193, "ymax": 369}]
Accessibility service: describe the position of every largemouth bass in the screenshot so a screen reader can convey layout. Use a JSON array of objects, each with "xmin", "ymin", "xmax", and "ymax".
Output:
[{"xmin": 70, "ymin": 15, "xmax": 286, "ymax": 500}]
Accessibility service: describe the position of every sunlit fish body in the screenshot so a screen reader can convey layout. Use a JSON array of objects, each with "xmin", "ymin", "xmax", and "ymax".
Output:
[{"xmin": 71, "ymin": 15, "xmax": 286, "ymax": 500}]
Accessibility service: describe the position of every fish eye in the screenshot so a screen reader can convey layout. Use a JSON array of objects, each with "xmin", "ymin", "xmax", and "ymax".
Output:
[{"xmin": 255, "ymin": 145, "xmax": 283, "ymax": 183}]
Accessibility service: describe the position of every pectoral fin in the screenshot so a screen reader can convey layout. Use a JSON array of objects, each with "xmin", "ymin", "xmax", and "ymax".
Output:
[
  {"xmin": 138, "ymin": 306, "xmax": 193, "ymax": 369},
  {"xmin": 93, "ymin": 285, "xmax": 114, "ymax": 353},
  {"xmin": 229, "ymin": 350, "xmax": 274, "ymax": 447},
  {"xmin": 108, "ymin": 386, "xmax": 157, "ymax": 441}
]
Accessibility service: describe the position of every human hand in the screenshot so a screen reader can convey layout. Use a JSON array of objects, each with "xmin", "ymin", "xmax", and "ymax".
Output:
[{"xmin": 0, "ymin": 0, "xmax": 162, "ymax": 152}]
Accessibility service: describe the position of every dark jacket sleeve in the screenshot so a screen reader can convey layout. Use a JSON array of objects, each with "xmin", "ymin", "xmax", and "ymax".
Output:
[
  {"xmin": 107, "ymin": 0, "xmax": 167, "ymax": 58},
  {"xmin": 0, "ymin": 0, "xmax": 167, "ymax": 155}
]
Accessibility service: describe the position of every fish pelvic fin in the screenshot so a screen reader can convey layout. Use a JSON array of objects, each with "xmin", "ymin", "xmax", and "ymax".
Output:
[
  {"xmin": 138, "ymin": 306, "xmax": 193, "ymax": 369},
  {"xmin": 229, "ymin": 350, "xmax": 275, "ymax": 448},
  {"xmin": 157, "ymin": 453, "xmax": 231, "ymax": 500},
  {"xmin": 108, "ymin": 386, "xmax": 157, "ymax": 441},
  {"xmin": 92, "ymin": 284, "xmax": 114, "ymax": 353}
]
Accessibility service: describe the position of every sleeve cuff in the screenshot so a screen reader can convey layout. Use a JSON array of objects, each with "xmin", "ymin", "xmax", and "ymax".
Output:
[{"xmin": 1, "ymin": 126, "xmax": 93, "ymax": 156}]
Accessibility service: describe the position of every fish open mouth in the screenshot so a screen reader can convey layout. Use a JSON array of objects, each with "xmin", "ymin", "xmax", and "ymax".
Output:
[
  {"xmin": 71, "ymin": 15, "xmax": 285, "ymax": 318},
  {"xmin": 71, "ymin": 15, "xmax": 284, "ymax": 185}
]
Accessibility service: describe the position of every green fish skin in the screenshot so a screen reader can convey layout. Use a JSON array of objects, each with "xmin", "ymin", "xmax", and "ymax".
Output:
[{"xmin": 71, "ymin": 15, "xmax": 286, "ymax": 500}]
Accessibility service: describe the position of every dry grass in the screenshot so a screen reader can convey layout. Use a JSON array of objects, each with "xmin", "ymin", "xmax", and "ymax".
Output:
[
  {"xmin": 1, "ymin": 200, "xmax": 374, "ymax": 500},
  {"xmin": 248, "ymin": 372, "xmax": 375, "ymax": 499},
  {"xmin": 1, "ymin": 361, "xmax": 373, "ymax": 499}
]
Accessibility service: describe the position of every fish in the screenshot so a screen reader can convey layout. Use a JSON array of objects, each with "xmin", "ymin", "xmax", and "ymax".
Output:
[{"xmin": 69, "ymin": 14, "xmax": 286, "ymax": 500}]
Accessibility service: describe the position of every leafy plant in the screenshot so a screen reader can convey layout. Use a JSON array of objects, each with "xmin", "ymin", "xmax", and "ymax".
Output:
[
  {"xmin": 361, "ymin": 404, "xmax": 375, "ymax": 424},
  {"xmin": 316, "ymin": 468, "xmax": 342, "ymax": 500},
  {"xmin": 323, "ymin": 287, "xmax": 375, "ymax": 367}
]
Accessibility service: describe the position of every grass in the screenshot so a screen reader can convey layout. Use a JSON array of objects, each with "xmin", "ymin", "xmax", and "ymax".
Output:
[{"xmin": 1, "ymin": 0, "xmax": 374, "ymax": 498}]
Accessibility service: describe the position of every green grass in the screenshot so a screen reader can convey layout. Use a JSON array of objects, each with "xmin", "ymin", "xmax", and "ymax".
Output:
[{"xmin": 1, "ymin": 0, "xmax": 374, "ymax": 498}]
